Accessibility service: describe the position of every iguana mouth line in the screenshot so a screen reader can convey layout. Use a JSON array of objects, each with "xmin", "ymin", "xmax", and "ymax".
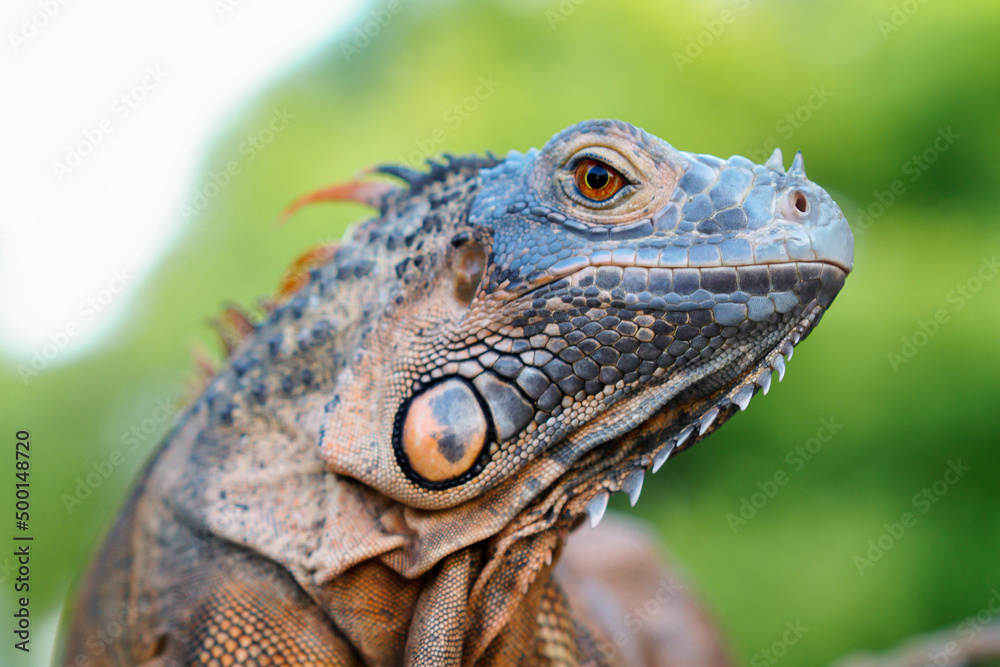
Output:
[
  {"xmin": 545, "ymin": 255, "xmax": 848, "ymax": 283},
  {"xmin": 505, "ymin": 258, "xmax": 849, "ymax": 307}
]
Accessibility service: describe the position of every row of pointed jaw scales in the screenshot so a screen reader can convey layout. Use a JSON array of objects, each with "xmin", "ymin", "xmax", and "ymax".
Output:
[
  {"xmin": 585, "ymin": 303, "xmax": 814, "ymax": 527},
  {"xmin": 579, "ymin": 147, "xmax": 828, "ymax": 528}
]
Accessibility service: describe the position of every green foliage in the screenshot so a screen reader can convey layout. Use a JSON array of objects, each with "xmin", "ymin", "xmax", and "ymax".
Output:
[{"xmin": 3, "ymin": 1, "xmax": 999, "ymax": 664}]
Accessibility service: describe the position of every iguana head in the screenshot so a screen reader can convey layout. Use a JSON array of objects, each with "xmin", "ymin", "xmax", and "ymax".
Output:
[{"xmin": 314, "ymin": 119, "xmax": 852, "ymax": 536}]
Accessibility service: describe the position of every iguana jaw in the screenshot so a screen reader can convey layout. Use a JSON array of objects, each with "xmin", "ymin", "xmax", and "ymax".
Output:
[
  {"xmin": 368, "ymin": 259, "xmax": 846, "ymax": 577},
  {"xmin": 429, "ymin": 292, "xmax": 840, "ymax": 632},
  {"xmin": 546, "ymin": 289, "xmax": 838, "ymax": 527},
  {"xmin": 498, "ymin": 253, "xmax": 840, "ymax": 517}
]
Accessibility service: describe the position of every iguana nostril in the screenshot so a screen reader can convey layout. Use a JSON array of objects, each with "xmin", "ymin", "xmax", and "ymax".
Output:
[
  {"xmin": 793, "ymin": 191, "xmax": 809, "ymax": 214},
  {"xmin": 401, "ymin": 379, "xmax": 487, "ymax": 483},
  {"xmin": 779, "ymin": 189, "xmax": 813, "ymax": 221}
]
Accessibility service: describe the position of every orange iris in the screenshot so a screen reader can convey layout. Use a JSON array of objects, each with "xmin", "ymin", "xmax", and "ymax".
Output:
[{"xmin": 574, "ymin": 159, "xmax": 626, "ymax": 201}]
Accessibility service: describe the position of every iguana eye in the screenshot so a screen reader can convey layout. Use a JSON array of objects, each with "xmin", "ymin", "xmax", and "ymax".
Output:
[
  {"xmin": 574, "ymin": 159, "xmax": 626, "ymax": 202},
  {"xmin": 399, "ymin": 379, "xmax": 488, "ymax": 485}
]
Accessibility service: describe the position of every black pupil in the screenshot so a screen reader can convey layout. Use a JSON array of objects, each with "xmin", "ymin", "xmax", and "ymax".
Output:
[{"xmin": 585, "ymin": 164, "xmax": 611, "ymax": 190}]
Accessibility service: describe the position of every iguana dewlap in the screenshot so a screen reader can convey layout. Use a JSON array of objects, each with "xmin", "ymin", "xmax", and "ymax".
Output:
[{"xmin": 62, "ymin": 119, "xmax": 853, "ymax": 666}]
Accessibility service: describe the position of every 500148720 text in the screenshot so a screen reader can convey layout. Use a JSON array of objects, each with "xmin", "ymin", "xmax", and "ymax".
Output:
[{"xmin": 13, "ymin": 429, "xmax": 32, "ymax": 653}]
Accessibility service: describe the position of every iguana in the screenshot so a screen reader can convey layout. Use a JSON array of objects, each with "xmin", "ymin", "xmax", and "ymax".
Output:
[{"xmin": 61, "ymin": 119, "xmax": 853, "ymax": 666}]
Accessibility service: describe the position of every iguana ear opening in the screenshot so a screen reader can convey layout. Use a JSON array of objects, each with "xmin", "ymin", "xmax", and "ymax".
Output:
[
  {"xmin": 319, "ymin": 230, "xmax": 505, "ymax": 508},
  {"xmin": 452, "ymin": 243, "xmax": 486, "ymax": 307}
]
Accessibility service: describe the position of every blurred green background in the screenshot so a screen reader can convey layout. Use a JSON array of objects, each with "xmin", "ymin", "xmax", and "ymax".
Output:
[{"xmin": 4, "ymin": 0, "xmax": 1000, "ymax": 664}]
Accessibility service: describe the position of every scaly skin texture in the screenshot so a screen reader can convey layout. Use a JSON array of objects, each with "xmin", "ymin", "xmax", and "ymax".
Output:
[{"xmin": 61, "ymin": 119, "xmax": 853, "ymax": 666}]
